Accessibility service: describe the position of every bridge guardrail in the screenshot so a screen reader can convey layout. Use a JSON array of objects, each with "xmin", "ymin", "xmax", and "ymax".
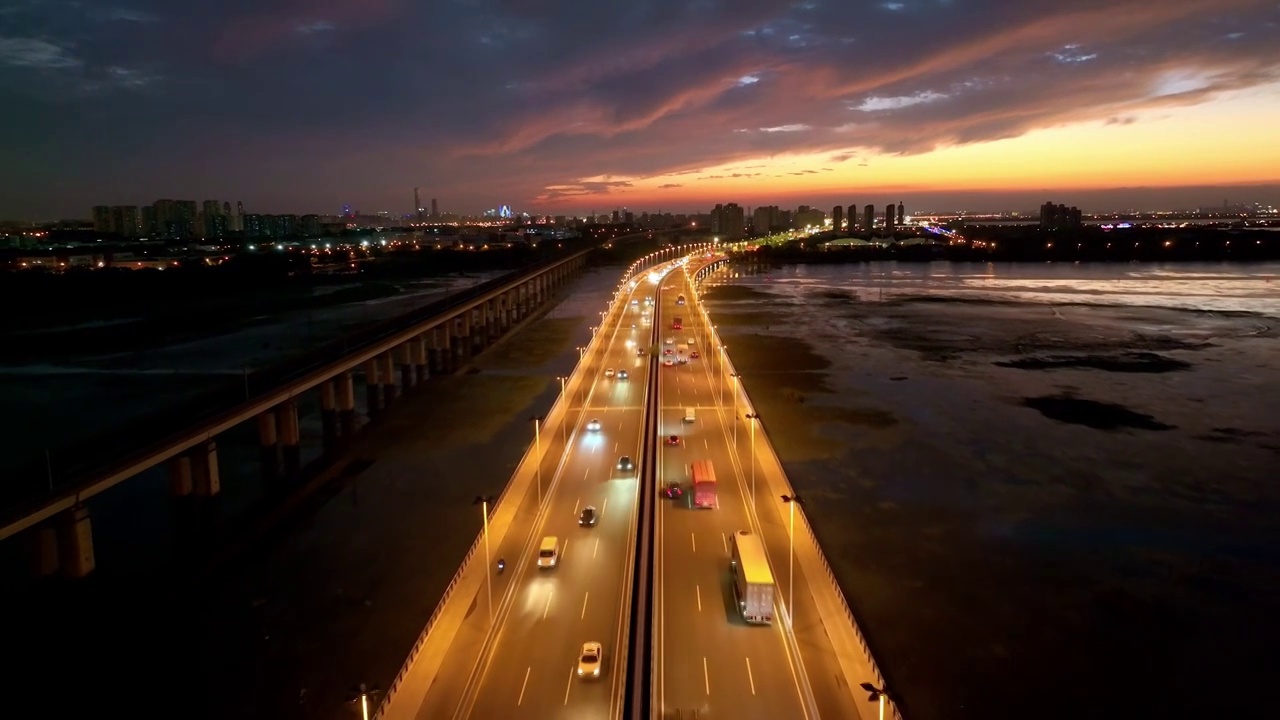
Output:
[
  {"xmin": 691, "ymin": 257, "xmax": 906, "ymax": 720},
  {"xmin": 373, "ymin": 249, "xmax": 670, "ymax": 719}
]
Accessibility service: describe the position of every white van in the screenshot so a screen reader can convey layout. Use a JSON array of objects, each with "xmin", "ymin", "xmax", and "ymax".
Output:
[
  {"xmin": 537, "ymin": 536, "xmax": 560, "ymax": 568},
  {"xmin": 683, "ymin": 407, "xmax": 696, "ymax": 423}
]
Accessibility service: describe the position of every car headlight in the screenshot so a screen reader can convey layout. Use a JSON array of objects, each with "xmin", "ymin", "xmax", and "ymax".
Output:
[
  {"xmin": 578, "ymin": 668, "xmax": 584, "ymax": 675},
  {"xmin": 592, "ymin": 668, "xmax": 600, "ymax": 676}
]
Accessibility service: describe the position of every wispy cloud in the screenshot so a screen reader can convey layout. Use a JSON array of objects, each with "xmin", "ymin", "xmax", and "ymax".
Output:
[
  {"xmin": 296, "ymin": 20, "xmax": 335, "ymax": 34},
  {"xmin": 92, "ymin": 8, "xmax": 160, "ymax": 23},
  {"xmin": 0, "ymin": 37, "xmax": 81, "ymax": 68}
]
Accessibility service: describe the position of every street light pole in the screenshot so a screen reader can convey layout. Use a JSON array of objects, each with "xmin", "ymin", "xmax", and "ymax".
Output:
[
  {"xmin": 474, "ymin": 495, "xmax": 495, "ymax": 622},
  {"xmin": 530, "ymin": 416, "xmax": 544, "ymax": 505},
  {"xmin": 781, "ymin": 494, "xmax": 802, "ymax": 626},
  {"xmin": 557, "ymin": 377, "xmax": 568, "ymax": 445},
  {"xmin": 859, "ymin": 683, "xmax": 892, "ymax": 720},
  {"xmin": 745, "ymin": 413, "xmax": 759, "ymax": 511},
  {"xmin": 730, "ymin": 373, "xmax": 741, "ymax": 446}
]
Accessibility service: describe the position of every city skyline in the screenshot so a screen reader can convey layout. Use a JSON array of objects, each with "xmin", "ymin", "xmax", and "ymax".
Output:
[{"xmin": 2, "ymin": 1, "xmax": 1278, "ymax": 218}]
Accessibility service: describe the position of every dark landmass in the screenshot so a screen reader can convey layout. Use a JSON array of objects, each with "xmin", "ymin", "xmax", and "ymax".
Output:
[{"xmin": 1021, "ymin": 394, "xmax": 1178, "ymax": 430}]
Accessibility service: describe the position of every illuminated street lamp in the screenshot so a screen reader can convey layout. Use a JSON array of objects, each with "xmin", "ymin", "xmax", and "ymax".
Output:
[
  {"xmin": 349, "ymin": 683, "xmax": 380, "ymax": 720},
  {"xmin": 556, "ymin": 376, "xmax": 568, "ymax": 444},
  {"xmin": 530, "ymin": 415, "xmax": 545, "ymax": 504},
  {"xmin": 781, "ymin": 493, "xmax": 803, "ymax": 625},
  {"xmin": 474, "ymin": 495, "xmax": 496, "ymax": 622},
  {"xmin": 729, "ymin": 373, "xmax": 742, "ymax": 445},
  {"xmin": 859, "ymin": 683, "xmax": 892, "ymax": 720},
  {"xmin": 745, "ymin": 413, "xmax": 760, "ymax": 510}
]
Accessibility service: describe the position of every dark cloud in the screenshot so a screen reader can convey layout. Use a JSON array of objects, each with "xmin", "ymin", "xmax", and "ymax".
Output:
[{"xmin": 0, "ymin": 0, "xmax": 1277, "ymax": 217}]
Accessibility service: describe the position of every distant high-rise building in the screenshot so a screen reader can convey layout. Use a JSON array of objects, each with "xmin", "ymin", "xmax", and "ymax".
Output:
[
  {"xmin": 110, "ymin": 206, "xmax": 140, "ymax": 237},
  {"xmin": 711, "ymin": 203, "xmax": 745, "ymax": 237},
  {"xmin": 1039, "ymin": 201, "xmax": 1082, "ymax": 230},
  {"xmin": 201, "ymin": 200, "xmax": 224, "ymax": 238},
  {"xmin": 302, "ymin": 214, "xmax": 322, "ymax": 237},
  {"xmin": 793, "ymin": 205, "xmax": 824, "ymax": 229},
  {"xmin": 863, "ymin": 204, "xmax": 875, "ymax": 235},
  {"xmin": 243, "ymin": 214, "xmax": 266, "ymax": 237},
  {"xmin": 612, "ymin": 210, "xmax": 620, "ymax": 224},
  {"xmin": 414, "ymin": 187, "xmax": 422, "ymax": 222},
  {"xmin": 752, "ymin": 205, "xmax": 782, "ymax": 233},
  {"xmin": 832, "ymin": 205, "xmax": 844, "ymax": 234},
  {"xmin": 431, "ymin": 198, "xmax": 438, "ymax": 217},
  {"xmin": 848, "ymin": 204, "xmax": 857, "ymax": 231},
  {"xmin": 92, "ymin": 206, "xmax": 111, "ymax": 232},
  {"xmin": 140, "ymin": 205, "xmax": 155, "ymax": 235},
  {"xmin": 885, "ymin": 203, "xmax": 896, "ymax": 236},
  {"xmin": 897, "ymin": 202, "xmax": 905, "ymax": 225},
  {"xmin": 624, "ymin": 211, "xmax": 634, "ymax": 224}
]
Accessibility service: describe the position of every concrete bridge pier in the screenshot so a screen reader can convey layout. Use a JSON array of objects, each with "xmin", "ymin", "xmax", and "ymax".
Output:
[
  {"xmin": 32, "ymin": 523, "xmax": 59, "ymax": 577},
  {"xmin": 470, "ymin": 307, "xmax": 486, "ymax": 355},
  {"xmin": 451, "ymin": 315, "xmax": 466, "ymax": 368},
  {"xmin": 499, "ymin": 294, "xmax": 511, "ymax": 334},
  {"xmin": 192, "ymin": 440, "xmax": 221, "ymax": 497},
  {"xmin": 277, "ymin": 401, "xmax": 301, "ymax": 476},
  {"xmin": 256, "ymin": 411, "xmax": 281, "ymax": 480},
  {"xmin": 169, "ymin": 454, "xmax": 194, "ymax": 497},
  {"xmin": 380, "ymin": 352, "xmax": 398, "ymax": 409},
  {"xmin": 319, "ymin": 380, "xmax": 339, "ymax": 453},
  {"xmin": 30, "ymin": 503, "xmax": 95, "ymax": 578},
  {"xmin": 411, "ymin": 336, "xmax": 429, "ymax": 385},
  {"xmin": 486, "ymin": 300, "xmax": 499, "ymax": 344},
  {"xmin": 337, "ymin": 372, "xmax": 357, "ymax": 438},
  {"xmin": 398, "ymin": 343, "xmax": 416, "ymax": 392},
  {"xmin": 364, "ymin": 357, "xmax": 382, "ymax": 420}
]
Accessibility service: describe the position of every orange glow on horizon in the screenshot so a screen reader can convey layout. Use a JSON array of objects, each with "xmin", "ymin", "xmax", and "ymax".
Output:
[{"xmin": 534, "ymin": 82, "xmax": 1280, "ymax": 211}]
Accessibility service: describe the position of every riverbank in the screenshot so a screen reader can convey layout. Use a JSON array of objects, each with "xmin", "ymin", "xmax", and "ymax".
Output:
[{"xmin": 703, "ymin": 262, "xmax": 1279, "ymax": 720}]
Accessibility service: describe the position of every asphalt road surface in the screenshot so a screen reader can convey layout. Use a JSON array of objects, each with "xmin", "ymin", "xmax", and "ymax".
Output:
[{"xmin": 421, "ymin": 264, "xmax": 674, "ymax": 720}]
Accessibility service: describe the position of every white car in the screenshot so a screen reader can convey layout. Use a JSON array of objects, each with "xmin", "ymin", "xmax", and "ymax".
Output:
[
  {"xmin": 617, "ymin": 370, "xmax": 629, "ymax": 380},
  {"xmin": 663, "ymin": 358, "xmax": 674, "ymax": 367},
  {"xmin": 604, "ymin": 368, "xmax": 615, "ymax": 378},
  {"xmin": 587, "ymin": 418, "xmax": 601, "ymax": 432},
  {"xmin": 664, "ymin": 337, "xmax": 673, "ymax": 345},
  {"xmin": 687, "ymin": 338, "xmax": 696, "ymax": 346},
  {"xmin": 578, "ymin": 641, "xmax": 603, "ymax": 678}
]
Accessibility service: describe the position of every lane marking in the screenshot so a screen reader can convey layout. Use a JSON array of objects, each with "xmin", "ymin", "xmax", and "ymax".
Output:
[
  {"xmin": 745, "ymin": 657, "xmax": 757, "ymax": 695},
  {"xmin": 584, "ymin": 467, "xmax": 590, "ymax": 481},
  {"xmin": 690, "ymin": 532, "xmax": 696, "ymax": 554},
  {"xmin": 614, "ymin": 441, "xmax": 618, "ymax": 453},
  {"xmin": 703, "ymin": 657, "xmax": 710, "ymax": 696},
  {"xmin": 563, "ymin": 538, "xmax": 570, "ymax": 558},
  {"xmin": 580, "ymin": 591, "xmax": 590, "ymax": 620},
  {"xmin": 573, "ymin": 497, "xmax": 580, "ymax": 515},
  {"xmin": 696, "ymin": 584, "xmax": 702, "ymax": 612},
  {"xmin": 517, "ymin": 666, "xmax": 531, "ymax": 706},
  {"xmin": 602, "ymin": 497, "xmax": 608, "ymax": 516},
  {"xmin": 704, "ymin": 437, "xmax": 709, "ymax": 449},
  {"xmin": 564, "ymin": 666, "xmax": 575, "ymax": 705},
  {"xmin": 722, "ymin": 532, "xmax": 728, "ymax": 554},
  {"xmin": 543, "ymin": 590, "xmax": 554, "ymax": 620},
  {"xmin": 593, "ymin": 537, "xmax": 600, "ymax": 559}
]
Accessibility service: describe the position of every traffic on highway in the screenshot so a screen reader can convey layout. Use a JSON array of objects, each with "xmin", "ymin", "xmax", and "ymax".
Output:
[{"xmin": 380, "ymin": 246, "xmax": 886, "ymax": 720}]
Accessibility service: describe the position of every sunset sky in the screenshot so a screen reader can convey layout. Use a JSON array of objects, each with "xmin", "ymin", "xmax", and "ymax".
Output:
[{"xmin": 2, "ymin": 0, "xmax": 1279, "ymax": 218}]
